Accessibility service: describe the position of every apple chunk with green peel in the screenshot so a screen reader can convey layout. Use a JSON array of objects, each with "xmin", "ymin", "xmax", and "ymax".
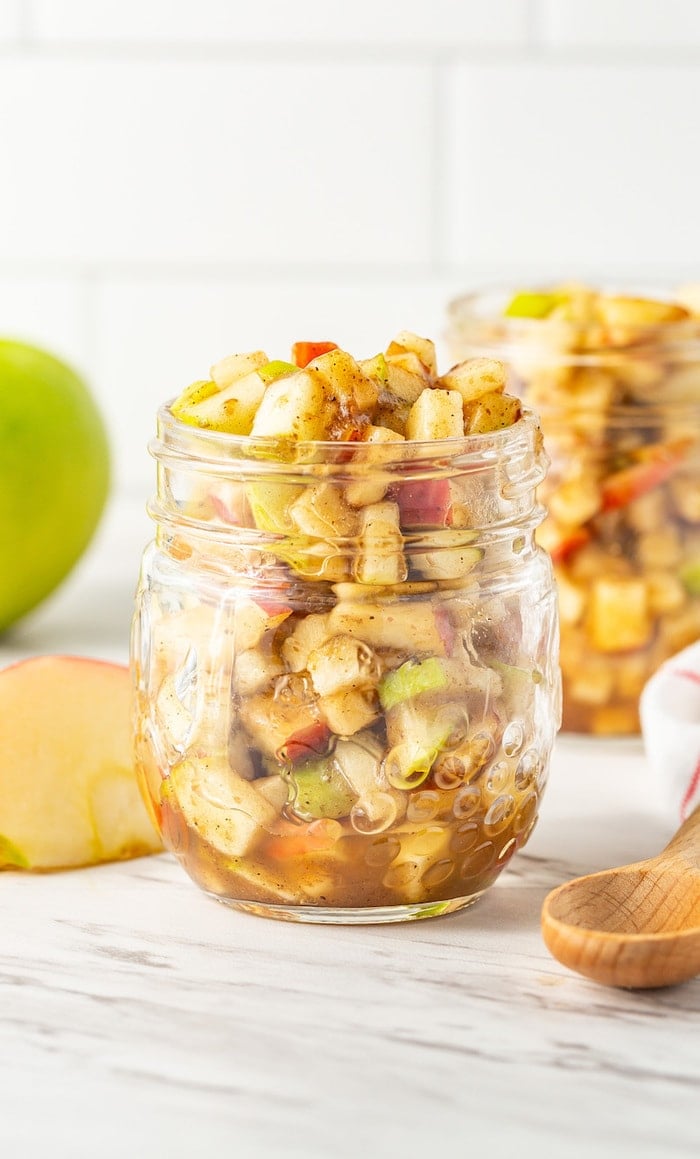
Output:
[{"xmin": 0, "ymin": 656, "xmax": 162, "ymax": 870}]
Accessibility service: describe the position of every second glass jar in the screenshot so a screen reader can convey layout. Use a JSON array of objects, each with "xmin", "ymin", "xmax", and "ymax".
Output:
[{"xmin": 448, "ymin": 288, "xmax": 700, "ymax": 735}]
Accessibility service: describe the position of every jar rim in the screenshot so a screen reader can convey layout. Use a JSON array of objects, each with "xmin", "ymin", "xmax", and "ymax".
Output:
[
  {"xmin": 153, "ymin": 400, "xmax": 544, "ymax": 474},
  {"xmin": 447, "ymin": 284, "xmax": 700, "ymax": 356}
]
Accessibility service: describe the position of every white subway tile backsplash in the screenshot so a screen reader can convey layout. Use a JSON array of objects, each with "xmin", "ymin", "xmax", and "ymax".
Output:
[
  {"xmin": 444, "ymin": 63, "xmax": 700, "ymax": 270},
  {"xmin": 28, "ymin": 0, "xmax": 529, "ymax": 47},
  {"xmin": 0, "ymin": 275, "xmax": 90, "ymax": 373},
  {"xmin": 540, "ymin": 1, "xmax": 700, "ymax": 48},
  {"xmin": 92, "ymin": 274, "xmax": 462, "ymax": 490},
  {"xmin": 0, "ymin": 60, "xmax": 432, "ymax": 265}
]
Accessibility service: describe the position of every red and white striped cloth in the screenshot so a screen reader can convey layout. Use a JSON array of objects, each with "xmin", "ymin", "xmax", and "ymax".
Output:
[{"xmin": 640, "ymin": 640, "xmax": 700, "ymax": 824}]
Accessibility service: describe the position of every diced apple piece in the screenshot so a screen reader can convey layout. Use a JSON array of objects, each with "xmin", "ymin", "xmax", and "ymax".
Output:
[
  {"xmin": 171, "ymin": 379, "xmax": 218, "ymax": 419},
  {"xmin": 307, "ymin": 349, "xmax": 379, "ymax": 419},
  {"xmin": 250, "ymin": 369, "xmax": 331, "ymax": 441},
  {"xmin": 373, "ymin": 398, "xmax": 411, "ymax": 436},
  {"xmin": 175, "ymin": 369, "xmax": 267, "ymax": 435},
  {"xmin": 439, "ymin": 358, "xmax": 507, "ymax": 403},
  {"xmin": 596, "ymin": 296, "xmax": 689, "ymax": 331},
  {"xmin": 234, "ymin": 648, "xmax": 286, "ymax": 696},
  {"xmin": 328, "ymin": 599, "xmax": 446, "ymax": 654},
  {"xmin": 387, "ymin": 331, "xmax": 437, "ymax": 377},
  {"xmin": 645, "ymin": 570, "xmax": 686, "ymax": 614},
  {"xmin": 289, "ymin": 483, "xmax": 359, "ymax": 537},
  {"xmin": 384, "ymin": 705, "xmax": 458, "ymax": 789},
  {"xmin": 386, "ymin": 350, "xmax": 430, "ymax": 379},
  {"xmin": 0, "ymin": 656, "xmax": 161, "ymax": 871},
  {"xmin": 504, "ymin": 291, "xmax": 562, "ymax": 319},
  {"xmin": 292, "ymin": 341, "xmax": 338, "ymax": 368},
  {"xmin": 406, "ymin": 388, "xmax": 463, "ymax": 442},
  {"xmin": 379, "ymin": 657, "xmax": 448, "ymax": 711},
  {"xmin": 333, "ymin": 734, "xmax": 402, "ymax": 826},
  {"xmin": 239, "ymin": 676, "xmax": 328, "ymax": 762},
  {"xmin": 413, "ymin": 532, "xmax": 483, "ymax": 580},
  {"xmin": 246, "ymin": 478, "xmax": 302, "ymax": 535},
  {"xmin": 466, "ymin": 392, "xmax": 521, "ymax": 435},
  {"xmin": 154, "ymin": 674, "xmax": 194, "ymax": 750},
  {"xmin": 637, "ymin": 527, "xmax": 682, "ymax": 569},
  {"xmin": 319, "ymin": 688, "xmax": 379, "ymax": 736},
  {"xmin": 358, "ymin": 353, "xmax": 389, "ymax": 385},
  {"xmin": 163, "ymin": 758, "xmax": 278, "ymax": 859},
  {"xmin": 281, "ymin": 613, "xmax": 333, "ymax": 672},
  {"xmin": 547, "ymin": 477, "xmax": 601, "ymax": 527},
  {"xmin": 307, "ymin": 634, "xmax": 381, "ymax": 697},
  {"xmin": 289, "ymin": 758, "xmax": 357, "ymax": 820},
  {"xmin": 210, "ymin": 350, "xmax": 269, "ymax": 389},
  {"xmin": 556, "ymin": 572, "xmax": 587, "ymax": 626},
  {"xmin": 234, "ymin": 598, "xmax": 292, "ymax": 652},
  {"xmin": 384, "ymin": 359, "xmax": 427, "ymax": 405},
  {"xmin": 587, "ymin": 578, "xmax": 651, "ymax": 653},
  {"xmin": 355, "ymin": 500, "xmax": 407, "ymax": 585},
  {"xmin": 228, "ymin": 731, "xmax": 257, "ymax": 782},
  {"xmin": 660, "ymin": 603, "xmax": 700, "ymax": 653},
  {"xmin": 208, "ymin": 481, "xmax": 250, "ymax": 525},
  {"xmin": 254, "ymin": 775, "xmax": 290, "ymax": 812},
  {"xmin": 395, "ymin": 477, "xmax": 453, "ymax": 528},
  {"xmin": 258, "ymin": 360, "xmax": 298, "ymax": 385},
  {"xmin": 276, "ymin": 721, "xmax": 332, "ymax": 764},
  {"xmin": 346, "ymin": 425, "xmax": 405, "ymax": 508}
]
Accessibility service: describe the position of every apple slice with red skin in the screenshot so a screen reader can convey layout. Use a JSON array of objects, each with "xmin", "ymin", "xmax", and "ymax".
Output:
[
  {"xmin": 601, "ymin": 438, "xmax": 692, "ymax": 512},
  {"xmin": 0, "ymin": 655, "xmax": 161, "ymax": 870},
  {"xmin": 292, "ymin": 341, "xmax": 338, "ymax": 368},
  {"xmin": 393, "ymin": 478, "xmax": 453, "ymax": 529}
]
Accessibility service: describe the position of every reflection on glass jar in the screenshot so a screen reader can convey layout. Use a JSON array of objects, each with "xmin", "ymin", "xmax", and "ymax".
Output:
[
  {"xmin": 132, "ymin": 407, "xmax": 560, "ymax": 923},
  {"xmin": 448, "ymin": 285, "xmax": 700, "ymax": 735}
]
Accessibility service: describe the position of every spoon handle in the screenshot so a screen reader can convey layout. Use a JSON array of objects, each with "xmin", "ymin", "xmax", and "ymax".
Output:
[{"xmin": 664, "ymin": 804, "xmax": 700, "ymax": 868}]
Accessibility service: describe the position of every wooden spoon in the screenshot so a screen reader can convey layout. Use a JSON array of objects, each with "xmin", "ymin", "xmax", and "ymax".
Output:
[{"xmin": 541, "ymin": 805, "xmax": 700, "ymax": 989}]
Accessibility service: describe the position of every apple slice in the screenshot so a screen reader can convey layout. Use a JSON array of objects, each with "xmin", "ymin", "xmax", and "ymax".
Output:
[{"xmin": 0, "ymin": 656, "xmax": 161, "ymax": 870}]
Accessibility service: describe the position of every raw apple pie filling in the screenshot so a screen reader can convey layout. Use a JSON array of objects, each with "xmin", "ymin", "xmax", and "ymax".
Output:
[{"xmin": 132, "ymin": 334, "xmax": 560, "ymax": 922}]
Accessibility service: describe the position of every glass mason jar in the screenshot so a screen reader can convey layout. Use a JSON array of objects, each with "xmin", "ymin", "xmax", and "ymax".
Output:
[
  {"xmin": 131, "ymin": 404, "xmax": 560, "ymax": 924},
  {"xmin": 448, "ymin": 288, "xmax": 700, "ymax": 736}
]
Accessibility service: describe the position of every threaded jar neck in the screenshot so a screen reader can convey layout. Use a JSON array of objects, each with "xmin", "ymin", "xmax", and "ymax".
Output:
[{"xmin": 147, "ymin": 406, "xmax": 548, "ymax": 585}]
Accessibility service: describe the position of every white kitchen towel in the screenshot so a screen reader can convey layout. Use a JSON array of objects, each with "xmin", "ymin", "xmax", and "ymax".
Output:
[{"xmin": 640, "ymin": 639, "xmax": 700, "ymax": 823}]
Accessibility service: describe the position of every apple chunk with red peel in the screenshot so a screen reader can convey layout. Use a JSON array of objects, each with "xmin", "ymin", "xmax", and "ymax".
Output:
[
  {"xmin": 0, "ymin": 656, "xmax": 162, "ymax": 870},
  {"xmin": 394, "ymin": 478, "xmax": 453, "ymax": 528}
]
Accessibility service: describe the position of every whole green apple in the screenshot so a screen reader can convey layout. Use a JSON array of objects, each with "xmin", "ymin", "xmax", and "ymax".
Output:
[{"xmin": 0, "ymin": 340, "xmax": 110, "ymax": 632}]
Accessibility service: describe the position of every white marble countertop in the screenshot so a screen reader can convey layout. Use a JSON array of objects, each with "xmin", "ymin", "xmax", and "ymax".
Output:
[{"xmin": 1, "ymin": 498, "xmax": 699, "ymax": 1158}]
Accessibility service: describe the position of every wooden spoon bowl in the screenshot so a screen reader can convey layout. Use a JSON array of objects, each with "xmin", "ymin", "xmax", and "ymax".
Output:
[{"xmin": 541, "ymin": 805, "xmax": 700, "ymax": 989}]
